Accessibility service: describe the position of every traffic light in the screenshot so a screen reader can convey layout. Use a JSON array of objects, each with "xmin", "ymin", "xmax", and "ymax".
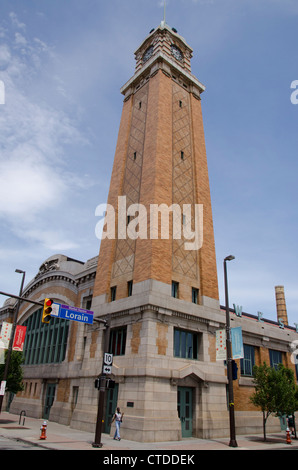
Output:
[
  {"xmin": 42, "ymin": 298, "xmax": 53, "ymax": 323},
  {"xmin": 106, "ymin": 379, "xmax": 115, "ymax": 389},
  {"xmin": 232, "ymin": 360, "xmax": 238, "ymax": 380}
]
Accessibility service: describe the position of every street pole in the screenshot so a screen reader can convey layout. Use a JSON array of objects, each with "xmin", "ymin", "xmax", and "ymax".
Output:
[
  {"xmin": 92, "ymin": 317, "xmax": 111, "ymax": 448},
  {"xmin": 0, "ymin": 270, "xmax": 25, "ymax": 415},
  {"xmin": 223, "ymin": 256, "xmax": 237, "ymax": 448}
]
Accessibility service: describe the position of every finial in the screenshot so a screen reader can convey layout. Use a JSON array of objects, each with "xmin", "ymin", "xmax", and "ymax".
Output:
[{"xmin": 161, "ymin": 0, "xmax": 166, "ymax": 27}]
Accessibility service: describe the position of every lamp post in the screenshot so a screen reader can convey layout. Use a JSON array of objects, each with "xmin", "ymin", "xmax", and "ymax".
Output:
[
  {"xmin": 223, "ymin": 256, "xmax": 237, "ymax": 448},
  {"xmin": 0, "ymin": 269, "xmax": 25, "ymax": 415}
]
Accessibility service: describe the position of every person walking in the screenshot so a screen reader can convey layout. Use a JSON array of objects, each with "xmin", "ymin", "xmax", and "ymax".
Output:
[{"xmin": 111, "ymin": 407, "xmax": 124, "ymax": 441}]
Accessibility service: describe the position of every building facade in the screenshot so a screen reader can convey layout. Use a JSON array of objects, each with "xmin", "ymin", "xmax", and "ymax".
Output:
[{"xmin": 1, "ymin": 22, "xmax": 297, "ymax": 442}]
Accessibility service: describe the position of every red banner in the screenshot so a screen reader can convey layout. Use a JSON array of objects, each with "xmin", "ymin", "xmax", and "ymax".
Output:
[{"xmin": 13, "ymin": 325, "xmax": 27, "ymax": 351}]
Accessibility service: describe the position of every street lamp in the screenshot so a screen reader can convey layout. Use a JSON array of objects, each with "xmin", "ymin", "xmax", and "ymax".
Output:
[
  {"xmin": 0, "ymin": 269, "xmax": 25, "ymax": 415},
  {"xmin": 223, "ymin": 255, "xmax": 237, "ymax": 448}
]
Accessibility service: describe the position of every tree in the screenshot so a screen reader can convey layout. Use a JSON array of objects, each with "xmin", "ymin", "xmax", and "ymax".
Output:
[
  {"xmin": 0, "ymin": 350, "xmax": 24, "ymax": 395},
  {"xmin": 250, "ymin": 362, "xmax": 298, "ymax": 441}
]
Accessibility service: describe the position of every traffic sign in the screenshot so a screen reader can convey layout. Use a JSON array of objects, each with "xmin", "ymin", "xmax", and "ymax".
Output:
[
  {"xmin": 104, "ymin": 353, "xmax": 113, "ymax": 366},
  {"xmin": 103, "ymin": 365, "xmax": 112, "ymax": 374},
  {"xmin": 51, "ymin": 302, "xmax": 94, "ymax": 325}
]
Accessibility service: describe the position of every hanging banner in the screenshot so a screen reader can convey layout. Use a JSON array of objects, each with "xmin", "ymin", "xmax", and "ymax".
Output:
[
  {"xmin": 13, "ymin": 325, "xmax": 27, "ymax": 351},
  {"xmin": 0, "ymin": 322, "xmax": 12, "ymax": 349},
  {"xmin": 231, "ymin": 327, "xmax": 244, "ymax": 359},
  {"xmin": 0, "ymin": 381, "xmax": 6, "ymax": 396},
  {"xmin": 216, "ymin": 329, "xmax": 226, "ymax": 360}
]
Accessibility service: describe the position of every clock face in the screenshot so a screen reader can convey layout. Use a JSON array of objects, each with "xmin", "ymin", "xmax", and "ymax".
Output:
[
  {"xmin": 171, "ymin": 45, "xmax": 183, "ymax": 62},
  {"xmin": 143, "ymin": 46, "xmax": 154, "ymax": 63}
]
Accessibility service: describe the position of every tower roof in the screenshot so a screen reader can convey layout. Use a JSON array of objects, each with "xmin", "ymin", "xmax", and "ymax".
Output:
[{"xmin": 121, "ymin": 22, "xmax": 205, "ymax": 99}]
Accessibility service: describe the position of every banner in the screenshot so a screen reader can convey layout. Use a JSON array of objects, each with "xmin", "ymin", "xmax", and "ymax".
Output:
[
  {"xmin": 231, "ymin": 327, "xmax": 244, "ymax": 359},
  {"xmin": 0, "ymin": 322, "xmax": 12, "ymax": 349},
  {"xmin": 0, "ymin": 342, "xmax": 5, "ymax": 364},
  {"xmin": 0, "ymin": 381, "xmax": 6, "ymax": 396},
  {"xmin": 216, "ymin": 329, "xmax": 226, "ymax": 360},
  {"xmin": 13, "ymin": 325, "xmax": 27, "ymax": 351}
]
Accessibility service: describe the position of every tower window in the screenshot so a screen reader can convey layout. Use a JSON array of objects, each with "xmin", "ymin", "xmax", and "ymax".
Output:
[
  {"xmin": 172, "ymin": 281, "xmax": 179, "ymax": 298},
  {"xmin": 133, "ymin": 151, "xmax": 137, "ymax": 160},
  {"xmin": 181, "ymin": 151, "xmax": 184, "ymax": 160},
  {"xmin": 127, "ymin": 280, "xmax": 133, "ymax": 297},
  {"xmin": 179, "ymin": 100, "xmax": 183, "ymax": 108},
  {"xmin": 111, "ymin": 286, "xmax": 117, "ymax": 302},
  {"xmin": 139, "ymin": 101, "xmax": 142, "ymax": 109},
  {"xmin": 192, "ymin": 287, "xmax": 199, "ymax": 304}
]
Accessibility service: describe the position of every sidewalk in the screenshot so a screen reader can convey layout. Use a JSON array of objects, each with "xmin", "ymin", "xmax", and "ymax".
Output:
[{"xmin": 0, "ymin": 411, "xmax": 297, "ymax": 451}]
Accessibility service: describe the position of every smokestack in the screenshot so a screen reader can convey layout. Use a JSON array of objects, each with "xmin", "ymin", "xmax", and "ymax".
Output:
[{"xmin": 275, "ymin": 285, "xmax": 288, "ymax": 326}]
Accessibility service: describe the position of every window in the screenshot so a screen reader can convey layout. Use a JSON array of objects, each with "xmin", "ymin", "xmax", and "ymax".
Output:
[
  {"xmin": 179, "ymin": 100, "xmax": 183, "ymax": 108},
  {"xmin": 174, "ymin": 328, "xmax": 198, "ymax": 359},
  {"xmin": 23, "ymin": 309, "xmax": 69, "ymax": 365},
  {"xmin": 133, "ymin": 151, "xmax": 137, "ymax": 160},
  {"xmin": 192, "ymin": 287, "xmax": 199, "ymax": 304},
  {"xmin": 109, "ymin": 327, "xmax": 127, "ymax": 356},
  {"xmin": 269, "ymin": 349, "xmax": 282, "ymax": 370},
  {"xmin": 172, "ymin": 281, "xmax": 179, "ymax": 298},
  {"xmin": 127, "ymin": 280, "xmax": 133, "ymax": 297},
  {"xmin": 111, "ymin": 286, "xmax": 117, "ymax": 302},
  {"xmin": 181, "ymin": 151, "xmax": 184, "ymax": 160},
  {"xmin": 240, "ymin": 344, "xmax": 255, "ymax": 376}
]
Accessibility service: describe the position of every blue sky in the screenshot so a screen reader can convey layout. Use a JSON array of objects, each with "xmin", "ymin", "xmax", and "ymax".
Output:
[{"xmin": 0, "ymin": 0, "xmax": 297, "ymax": 327}]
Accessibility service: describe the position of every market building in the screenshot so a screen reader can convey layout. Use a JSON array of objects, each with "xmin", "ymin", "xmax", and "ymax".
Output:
[{"xmin": 1, "ymin": 21, "xmax": 297, "ymax": 442}]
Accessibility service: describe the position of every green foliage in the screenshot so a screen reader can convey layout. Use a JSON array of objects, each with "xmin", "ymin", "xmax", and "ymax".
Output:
[
  {"xmin": 250, "ymin": 362, "xmax": 298, "ymax": 440},
  {"xmin": 0, "ymin": 350, "xmax": 24, "ymax": 394}
]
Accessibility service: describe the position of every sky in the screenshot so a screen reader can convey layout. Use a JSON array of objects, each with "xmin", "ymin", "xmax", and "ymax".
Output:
[{"xmin": 0, "ymin": 0, "xmax": 297, "ymax": 327}]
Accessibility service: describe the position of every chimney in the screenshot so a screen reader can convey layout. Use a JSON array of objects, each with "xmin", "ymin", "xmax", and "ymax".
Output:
[{"xmin": 275, "ymin": 285, "xmax": 288, "ymax": 326}]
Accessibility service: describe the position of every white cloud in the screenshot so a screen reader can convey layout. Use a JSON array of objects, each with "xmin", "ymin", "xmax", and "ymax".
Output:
[{"xmin": 0, "ymin": 11, "xmax": 91, "ymax": 255}]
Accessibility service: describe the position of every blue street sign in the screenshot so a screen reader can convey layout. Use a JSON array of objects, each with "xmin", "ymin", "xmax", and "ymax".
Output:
[{"xmin": 51, "ymin": 302, "xmax": 93, "ymax": 325}]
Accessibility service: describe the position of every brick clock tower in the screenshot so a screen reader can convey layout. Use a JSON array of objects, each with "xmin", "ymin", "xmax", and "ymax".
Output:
[{"xmin": 92, "ymin": 21, "xmax": 227, "ymax": 441}]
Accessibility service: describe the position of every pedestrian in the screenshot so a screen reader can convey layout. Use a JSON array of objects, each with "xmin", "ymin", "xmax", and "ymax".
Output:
[
  {"xmin": 288, "ymin": 415, "xmax": 295, "ymax": 437},
  {"xmin": 111, "ymin": 407, "xmax": 124, "ymax": 441}
]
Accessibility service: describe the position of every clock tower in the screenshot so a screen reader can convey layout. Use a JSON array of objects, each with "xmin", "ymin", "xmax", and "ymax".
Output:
[{"xmin": 92, "ymin": 21, "xmax": 226, "ymax": 442}]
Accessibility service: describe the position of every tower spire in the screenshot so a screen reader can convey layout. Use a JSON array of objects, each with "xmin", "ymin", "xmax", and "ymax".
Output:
[{"xmin": 161, "ymin": 0, "xmax": 166, "ymax": 27}]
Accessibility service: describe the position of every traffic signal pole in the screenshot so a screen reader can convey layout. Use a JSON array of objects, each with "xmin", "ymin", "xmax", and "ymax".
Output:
[
  {"xmin": 92, "ymin": 317, "xmax": 111, "ymax": 448},
  {"xmin": 0, "ymin": 273, "xmax": 26, "ymax": 415}
]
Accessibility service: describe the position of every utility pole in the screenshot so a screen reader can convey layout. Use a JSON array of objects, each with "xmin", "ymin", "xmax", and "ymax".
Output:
[{"xmin": 92, "ymin": 317, "xmax": 111, "ymax": 448}]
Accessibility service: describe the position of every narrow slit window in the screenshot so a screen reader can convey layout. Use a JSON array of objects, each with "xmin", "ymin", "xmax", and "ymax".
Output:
[{"xmin": 181, "ymin": 151, "xmax": 184, "ymax": 160}]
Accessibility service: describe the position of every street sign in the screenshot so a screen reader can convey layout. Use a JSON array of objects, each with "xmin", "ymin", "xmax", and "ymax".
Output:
[
  {"xmin": 104, "ymin": 353, "xmax": 113, "ymax": 366},
  {"xmin": 51, "ymin": 302, "xmax": 94, "ymax": 325},
  {"xmin": 103, "ymin": 365, "xmax": 112, "ymax": 374}
]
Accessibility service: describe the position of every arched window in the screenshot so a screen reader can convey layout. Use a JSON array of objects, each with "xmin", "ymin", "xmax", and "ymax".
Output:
[{"xmin": 22, "ymin": 309, "xmax": 69, "ymax": 365}]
